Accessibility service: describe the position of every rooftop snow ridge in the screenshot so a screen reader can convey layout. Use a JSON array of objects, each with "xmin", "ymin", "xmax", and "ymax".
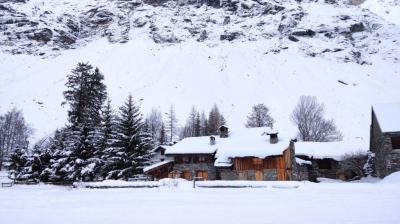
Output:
[
  {"xmin": 372, "ymin": 102, "xmax": 400, "ymax": 133},
  {"xmin": 165, "ymin": 127, "xmax": 367, "ymax": 165}
]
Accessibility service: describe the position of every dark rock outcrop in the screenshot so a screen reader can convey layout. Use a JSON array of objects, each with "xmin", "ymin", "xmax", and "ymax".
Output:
[
  {"xmin": 350, "ymin": 22, "xmax": 365, "ymax": 33},
  {"xmin": 291, "ymin": 29, "xmax": 316, "ymax": 37},
  {"xmin": 28, "ymin": 28, "xmax": 53, "ymax": 42},
  {"xmin": 220, "ymin": 31, "xmax": 242, "ymax": 41},
  {"xmin": 288, "ymin": 35, "xmax": 299, "ymax": 42}
]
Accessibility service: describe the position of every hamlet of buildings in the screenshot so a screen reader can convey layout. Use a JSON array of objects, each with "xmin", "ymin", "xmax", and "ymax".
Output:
[{"xmin": 145, "ymin": 126, "xmax": 366, "ymax": 182}]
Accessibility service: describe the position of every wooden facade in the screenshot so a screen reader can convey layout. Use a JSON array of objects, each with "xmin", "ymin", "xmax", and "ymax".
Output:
[
  {"xmin": 231, "ymin": 148, "xmax": 293, "ymax": 181},
  {"xmin": 144, "ymin": 161, "xmax": 174, "ymax": 180},
  {"xmin": 173, "ymin": 154, "xmax": 215, "ymax": 164}
]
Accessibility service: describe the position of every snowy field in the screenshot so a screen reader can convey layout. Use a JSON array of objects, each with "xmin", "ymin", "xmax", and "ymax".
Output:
[{"xmin": 1, "ymin": 178, "xmax": 400, "ymax": 224}]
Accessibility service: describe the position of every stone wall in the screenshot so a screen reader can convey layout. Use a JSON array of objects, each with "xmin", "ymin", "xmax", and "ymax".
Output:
[
  {"xmin": 263, "ymin": 169, "xmax": 277, "ymax": 180},
  {"xmin": 218, "ymin": 168, "xmax": 236, "ymax": 180},
  {"xmin": 375, "ymin": 135, "xmax": 400, "ymax": 177},
  {"xmin": 369, "ymin": 109, "xmax": 400, "ymax": 178},
  {"xmin": 294, "ymin": 164, "xmax": 309, "ymax": 181},
  {"xmin": 216, "ymin": 168, "xmax": 279, "ymax": 180},
  {"xmin": 173, "ymin": 162, "xmax": 217, "ymax": 180}
]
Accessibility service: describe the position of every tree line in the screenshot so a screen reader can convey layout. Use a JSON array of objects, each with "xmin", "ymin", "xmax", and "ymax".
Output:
[
  {"xmin": 8, "ymin": 63, "xmax": 154, "ymax": 182},
  {"xmin": 4, "ymin": 62, "xmax": 343, "ymax": 183}
]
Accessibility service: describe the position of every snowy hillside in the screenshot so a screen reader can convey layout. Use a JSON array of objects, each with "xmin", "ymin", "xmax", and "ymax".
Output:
[
  {"xmin": 362, "ymin": 0, "xmax": 400, "ymax": 25},
  {"xmin": 0, "ymin": 0, "xmax": 399, "ymax": 145}
]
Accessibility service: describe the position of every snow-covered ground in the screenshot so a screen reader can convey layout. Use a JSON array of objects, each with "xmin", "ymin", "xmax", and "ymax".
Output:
[{"xmin": 1, "ymin": 177, "xmax": 399, "ymax": 224}]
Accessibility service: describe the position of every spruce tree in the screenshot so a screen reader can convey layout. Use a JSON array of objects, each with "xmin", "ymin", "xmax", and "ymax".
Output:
[
  {"xmin": 200, "ymin": 111, "xmax": 208, "ymax": 136},
  {"xmin": 107, "ymin": 94, "xmax": 152, "ymax": 180},
  {"xmin": 159, "ymin": 123, "xmax": 167, "ymax": 145},
  {"xmin": 8, "ymin": 145, "xmax": 29, "ymax": 181},
  {"xmin": 99, "ymin": 99, "xmax": 119, "ymax": 178},
  {"xmin": 59, "ymin": 62, "xmax": 107, "ymax": 181},
  {"xmin": 46, "ymin": 128, "xmax": 71, "ymax": 182},
  {"xmin": 194, "ymin": 112, "xmax": 202, "ymax": 137},
  {"xmin": 208, "ymin": 104, "xmax": 226, "ymax": 135}
]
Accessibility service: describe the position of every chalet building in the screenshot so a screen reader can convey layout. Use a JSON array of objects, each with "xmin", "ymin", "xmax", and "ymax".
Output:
[
  {"xmin": 370, "ymin": 103, "xmax": 400, "ymax": 178},
  {"xmin": 145, "ymin": 127, "xmax": 300, "ymax": 181},
  {"xmin": 151, "ymin": 145, "xmax": 172, "ymax": 163},
  {"xmin": 144, "ymin": 127, "xmax": 366, "ymax": 181}
]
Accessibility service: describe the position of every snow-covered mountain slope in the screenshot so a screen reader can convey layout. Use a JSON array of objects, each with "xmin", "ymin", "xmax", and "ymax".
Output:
[
  {"xmin": 362, "ymin": 0, "xmax": 400, "ymax": 25},
  {"xmin": 0, "ymin": 0, "xmax": 399, "ymax": 146}
]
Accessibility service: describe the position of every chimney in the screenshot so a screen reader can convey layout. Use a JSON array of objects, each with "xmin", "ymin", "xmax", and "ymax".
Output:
[
  {"xmin": 210, "ymin": 136, "xmax": 216, "ymax": 145},
  {"xmin": 267, "ymin": 130, "xmax": 279, "ymax": 144},
  {"xmin": 289, "ymin": 138, "xmax": 297, "ymax": 150},
  {"xmin": 219, "ymin": 125, "xmax": 229, "ymax": 138}
]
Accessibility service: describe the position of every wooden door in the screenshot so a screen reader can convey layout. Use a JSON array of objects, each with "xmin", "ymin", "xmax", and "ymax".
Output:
[
  {"xmin": 183, "ymin": 170, "xmax": 191, "ymax": 180},
  {"xmin": 255, "ymin": 170, "xmax": 264, "ymax": 181},
  {"xmin": 196, "ymin": 171, "xmax": 208, "ymax": 180},
  {"xmin": 277, "ymin": 169, "xmax": 286, "ymax": 181}
]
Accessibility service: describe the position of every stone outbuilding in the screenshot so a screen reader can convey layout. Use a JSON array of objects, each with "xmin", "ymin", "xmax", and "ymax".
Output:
[{"xmin": 370, "ymin": 103, "xmax": 400, "ymax": 178}]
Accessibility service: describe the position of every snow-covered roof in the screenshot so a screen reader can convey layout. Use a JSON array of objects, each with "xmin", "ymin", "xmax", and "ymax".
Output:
[
  {"xmin": 153, "ymin": 145, "xmax": 172, "ymax": 152},
  {"xmin": 296, "ymin": 158, "xmax": 312, "ymax": 165},
  {"xmin": 373, "ymin": 103, "xmax": 400, "ymax": 133},
  {"xmin": 143, "ymin": 160, "xmax": 173, "ymax": 173},
  {"xmin": 214, "ymin": 128, "xmax": 291, "ymax": 167},
  {"xmin": 166, "ymin": 127, "xmax": 292, "ymax": 167},
  {"xmin": 165, "ymin": 136, "xmax": 218, "ymax": 155},
  {"xmin": 295, "ymin": 140, "xmax": 367, "ymax": 161}
]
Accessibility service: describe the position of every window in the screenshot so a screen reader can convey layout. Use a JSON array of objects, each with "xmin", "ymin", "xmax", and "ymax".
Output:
[
  {"xmin": 391, "ymin": 137, "xmax": 400, "ymax": 149},
  {"xmin": 183, "ymin": 156, "xmax": 190, "ymax": 163},
  {"xmin": 160, "ymin": 149, "xmax": 165, "ymax": 156},
  {"xmin": 196, "ymin": 171, "xmax": 208, "ymax": 180},
  {"xmin": 199, "ymin": 156, "xmax": 206, "ymax": 163},
  {"xmin": 318, "ymin": 159, "xmax": 332, "ymax": 169},
  {"xmin": 174, "ymin": 157, "xmax": 182, "ymax": 163}
]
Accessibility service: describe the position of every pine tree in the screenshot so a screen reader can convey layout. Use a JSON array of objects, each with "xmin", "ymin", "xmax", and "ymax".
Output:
[
  {"xmin": 28, "ymin": 137, "xmax": 53, "ymax": 182},
  {"xmin": 107, "ymin": 94, "xmax": 152, "ymax": 180},
  {"xmin": 246, "ymin": 104, "xmax": 275, "ymax": 128},
  {"xmin": 194, "ymin": 112, "xmax": 201, "ymax": 137},
  {"xmin": 208, "ymin": 104, "xmax": 225, "ymax": 135},
  {"xmin": 98, "ymin": 99, "xmax": 118, "ymax": 178},
  {"xmin": 59, "ymin": 62, "xmax": 107, "ymax": 181},
  {"xmin": 200, "ymin": 111, "xmax": 208, "ymax": 136},
  {"xmin": 159, "ymin": 122, "xmax": 167, "ymax": 145},
  {"xmin": 46, "ymin": 128, "xmax": 72, "ymax": 182},
  {"xmin": 180, "ymin": 106, "xmax": 199, "ymax": 138},
  {"xmin": 99, "ymin": 100, "xmax": 118, "ymax": 151},
  {"xmin": 8, "ymin": 145, "xmax": 29, "ymax": 181}
]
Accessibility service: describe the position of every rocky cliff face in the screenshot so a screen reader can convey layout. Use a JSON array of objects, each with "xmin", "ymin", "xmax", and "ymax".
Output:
[{"xmin": 0, "ymin": 0, "xmax": 399, "ymax": 64}]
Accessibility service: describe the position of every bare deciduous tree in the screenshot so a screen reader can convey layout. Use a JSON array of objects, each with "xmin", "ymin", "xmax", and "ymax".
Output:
[
  {"xmin": 0, "ymin": 108, "xmax": 33, "ymax": 170},
  {"xmin": 165, "ymin": 105, "xmax": 178, "ymax": 142},
  {"xmin": 246, "ymin": 104, "xmax": 274, "ymax": 128},
  {"xmin": 291, "ymin": 96, "xmax": 342, "ymax": 142},
  {"xmin": 341, "ymin": 151, "xmax": 368, "ymax": 178},
  {"xmin": 145, "ymin": 108, "xmax": 163, "ymax": 144}
]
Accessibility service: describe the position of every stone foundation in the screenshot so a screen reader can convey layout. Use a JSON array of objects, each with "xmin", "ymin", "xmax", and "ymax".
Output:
[{"xmin": 173, "ymin": 163, "xmax": 217, "ymax": 180}]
